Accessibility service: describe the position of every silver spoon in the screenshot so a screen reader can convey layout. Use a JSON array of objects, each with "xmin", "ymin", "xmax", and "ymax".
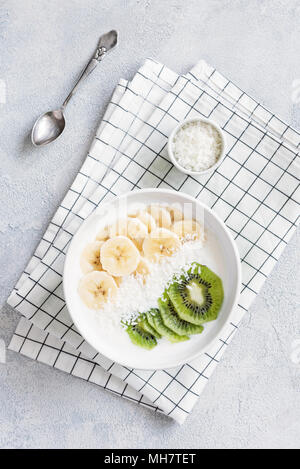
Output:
[{"xmin": 31, "ymin": 30, "xmax": 118, "ymax": 147}]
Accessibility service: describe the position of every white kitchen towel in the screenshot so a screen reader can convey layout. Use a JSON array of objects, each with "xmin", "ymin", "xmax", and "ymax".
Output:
[{"xmin": 8, "ymin": 59, "xmax": 300, "ymax": 424}]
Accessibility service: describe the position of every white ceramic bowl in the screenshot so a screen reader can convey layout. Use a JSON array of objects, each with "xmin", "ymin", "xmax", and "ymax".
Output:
[
  {"xmin": 63, "ymin": 189, "xmax": 241, "ymax": 370},
  {"xmin": 167, "ymin": 117, "xmax": 226, "ymax": 176}
]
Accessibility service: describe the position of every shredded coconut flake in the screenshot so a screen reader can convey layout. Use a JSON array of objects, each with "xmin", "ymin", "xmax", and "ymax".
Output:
[
  {"xmin": 95, "ymin": 239, "xmax": 204, "ymax": 330},
  {"xmin": 172, "ymin": 121, "xmax": 222, "ymax": 171}
]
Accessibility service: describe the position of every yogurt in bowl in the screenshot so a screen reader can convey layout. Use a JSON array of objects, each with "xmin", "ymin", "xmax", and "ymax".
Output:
[{"xmin": 168, "ymin": 117, "xmax": 226, "ymax": 176}]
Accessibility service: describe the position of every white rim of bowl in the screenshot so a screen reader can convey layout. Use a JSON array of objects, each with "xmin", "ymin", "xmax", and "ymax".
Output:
[
  {"xmin": 63, "ymin": 188, "xmax": 241, "ymax": 371},
  {"xmin": 167, "ymin": 117, "xmax": 226, "ymax": 176}
]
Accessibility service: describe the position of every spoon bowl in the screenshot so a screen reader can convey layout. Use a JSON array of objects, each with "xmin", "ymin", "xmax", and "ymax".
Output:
[{"xmin": 31, "ymin": 109, "xmax": 65, "ymax": 146}]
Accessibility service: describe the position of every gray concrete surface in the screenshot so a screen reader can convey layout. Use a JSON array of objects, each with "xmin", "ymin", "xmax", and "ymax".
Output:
[{"xmin": 0, "ymin": 0, "xmax": 299, "ymax": 449}]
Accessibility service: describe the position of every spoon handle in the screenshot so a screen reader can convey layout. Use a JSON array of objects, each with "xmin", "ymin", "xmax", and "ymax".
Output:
[{"xmin": 62, "ymin": 30, "xmax": 118, "ymax": 109}]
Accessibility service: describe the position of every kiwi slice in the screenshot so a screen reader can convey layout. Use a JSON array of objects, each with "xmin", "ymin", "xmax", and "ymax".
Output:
[
  {"xmin": 146, "ymin": 308, "xmax": 189, "ymax": 343},
  {"xmin": 168, "ymin": 263, "xmax": 224, "ymax": 325},
  {"xmin": 126, "ymin": 324, "xmax": 157, "ymax": 350},
  {"xmin": 139, "ymin": 317, "xmax": 162, "ymax": 339},
  {"xmin": 158, "ymin": 295, "xmax": 204, "ymax": 336}
]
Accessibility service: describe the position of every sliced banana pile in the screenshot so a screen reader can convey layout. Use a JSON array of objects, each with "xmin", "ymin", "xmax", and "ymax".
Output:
[{"xmin": 78, "ymin": 204, "xmax": 203, "ymax": 310}]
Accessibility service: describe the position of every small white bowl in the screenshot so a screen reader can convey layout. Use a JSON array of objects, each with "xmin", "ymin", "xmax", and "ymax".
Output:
[{"xmin": 167, "ymin": 117, "xmax": 226, "ymax": 176}]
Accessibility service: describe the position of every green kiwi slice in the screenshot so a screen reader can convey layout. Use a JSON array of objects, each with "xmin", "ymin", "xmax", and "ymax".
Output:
[
  {"xmin": 126, "ymin": 324, "xmax": 157, "ymax": 350},
  {"xmin": 158, "ymin": 295, "xmax": 204, "ymax": 336},
  {"xmin": 139, "ymin": 317, "xmax": 162, "ymax": 339},
  {"xmin": 146, "ymin": 308, "xmax": 189, "ymax": 343},
  {"xmin": 168, "ymin": 263, "xmax": 224, "ymax": 325}
]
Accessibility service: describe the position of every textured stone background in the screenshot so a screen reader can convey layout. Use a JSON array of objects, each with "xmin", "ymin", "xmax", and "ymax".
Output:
[{"xmin": 0, "ymin": 0, "xmax": 299, "ymax": 449}]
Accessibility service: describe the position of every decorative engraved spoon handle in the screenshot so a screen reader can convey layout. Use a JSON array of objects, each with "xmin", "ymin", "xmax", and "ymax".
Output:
[{"xmin": 62, "ymin": 30, "xmax": 118, "ymax": 109}]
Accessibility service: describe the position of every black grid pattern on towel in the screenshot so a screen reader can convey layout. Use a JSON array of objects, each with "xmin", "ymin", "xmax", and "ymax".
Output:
[
  {"xmin": 9, "ymin": 317, "xmax": 161, "ymax": 413},
  {"xmin": 8, "ymin": 59, "xmax": 300, "ymax": 423}
]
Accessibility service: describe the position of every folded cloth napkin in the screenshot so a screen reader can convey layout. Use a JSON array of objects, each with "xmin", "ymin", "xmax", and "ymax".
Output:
[{"xmin": 8, "ymin": 59, "xmax": 300, "ymax": 424}]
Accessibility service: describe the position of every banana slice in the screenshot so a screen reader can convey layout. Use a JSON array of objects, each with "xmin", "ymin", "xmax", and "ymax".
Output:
[
  {"xmin": 172, "ymin": 219, "xmax": 202, "ymax": 241},
  {"xmin": 135, "ymin": 257, "xmax": 151, "ymax": 277},
  {"xmin": 127, "ymin": 218, "xmax": 148, "ymax": 250},
  {"xmin": 80, "ymin": 241, "xmax": 103, "ymax": 274},
  {"xmin": 127, "ymin": 209, "xmax": 138, "ymax": 218},
  {"xmin": 147, "ymin": 205, "xmax": 172, "ymax": 229},
  {"xmin": 113, "ymin": 276, "xmax": 123, "ymax": 287},
  {"xmin": 101, "ymin": 236, "xmax": 140, "ymax": 276},
  {"xmin": 167, "ymin": 205, "xmax": 184, "ymax": 222},
  {"xmin": 109, "ymin": 218, "xmax": 128, "ymax": 238},
  {"xmin": 96, "ymin": 225, "xmax": 109, "ymax": 241},
  {"xmin": 136, "ymin": 210, "xmax": 156, "ymax": 233},
  {"xmin": 109, "ymin": 218, "xmax": 148, "ymax": 250},
  {"xmin": 78, "ymin": 271, "xmax": 117, "ymax": 309},
  {"xmin": 143, "ymin": 228, "xmax": 181, "ymax": 262}
]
